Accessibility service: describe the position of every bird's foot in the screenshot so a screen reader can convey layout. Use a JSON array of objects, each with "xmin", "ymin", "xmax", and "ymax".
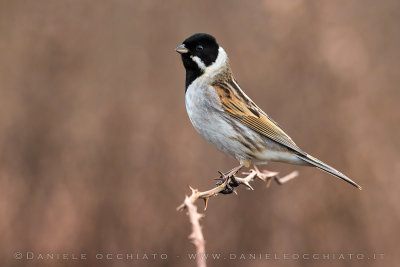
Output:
[
  {"xmin": 215, "ymin": 176, "xmax": 240, "ymax": 194},
  {"xmin": 215, "ymin": 164, "xmax": 244, "ymax": 194}
]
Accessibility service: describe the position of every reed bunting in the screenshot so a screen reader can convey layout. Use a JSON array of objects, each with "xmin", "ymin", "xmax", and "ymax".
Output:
[{"xmin": 176, "ymin": 33, "xmax": 361, "ymax": 190}]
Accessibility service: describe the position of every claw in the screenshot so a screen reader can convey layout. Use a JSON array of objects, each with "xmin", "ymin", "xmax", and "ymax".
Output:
[{"xmin": 220, "ymin": 183, "xmax": 234, "ymax": 194}]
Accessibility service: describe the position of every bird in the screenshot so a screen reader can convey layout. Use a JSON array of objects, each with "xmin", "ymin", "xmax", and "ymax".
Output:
[{"xmin": 175, "ymin": 33, "xmax": 361, "ymax": 190}]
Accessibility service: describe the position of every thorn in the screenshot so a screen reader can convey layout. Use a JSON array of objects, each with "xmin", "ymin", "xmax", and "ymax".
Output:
[
  {"xmin": 188, "ymin": 186, "xmax": 199, "ymax": 196},
  {"xmin": 243, "ymin": 182, "xmax": 254, "ymax": 190},
  {"xmin": 257, "ymin": 174, "xmax": 267, "ymax": 182},
  {"xmin": 203, "ymin": 198, "xmax": 209, "ymax": 210},
  {"xmin": 176, "ymin": 203, "xmax": 185, "ymax": 211},
  {"xmin": 266, "ymin": 177, "xmax": 272, "ymax": 188}
]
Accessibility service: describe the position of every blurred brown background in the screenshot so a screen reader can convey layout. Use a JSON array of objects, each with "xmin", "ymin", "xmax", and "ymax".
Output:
[{"xmin": 0, "ymin": 1, "xmax": 399, "ymax": 266}]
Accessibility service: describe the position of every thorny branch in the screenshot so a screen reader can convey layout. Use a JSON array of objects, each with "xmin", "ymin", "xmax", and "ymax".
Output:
[{"xmin": 177, "ymin": 166, "xmax": 298, "ymax": 267}]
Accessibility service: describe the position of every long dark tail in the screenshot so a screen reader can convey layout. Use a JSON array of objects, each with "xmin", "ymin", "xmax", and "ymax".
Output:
[{"xmin": 296, "ymin": 154, "xmax": 361, "ymax": 190}]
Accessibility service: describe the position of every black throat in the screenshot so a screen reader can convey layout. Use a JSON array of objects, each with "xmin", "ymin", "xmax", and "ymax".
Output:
[
  {"xmin": 181, "ymin": 53, "xmax": 205, "ymax": 92},
  {"xmin": 185, "ymin": 68, "xmax": 203, "ymax": 92}
]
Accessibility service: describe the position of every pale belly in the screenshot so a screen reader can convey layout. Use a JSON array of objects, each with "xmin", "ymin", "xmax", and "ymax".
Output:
[{"xmin": 185, "ymin": 83, "xmax": 306, "ymax": 165}]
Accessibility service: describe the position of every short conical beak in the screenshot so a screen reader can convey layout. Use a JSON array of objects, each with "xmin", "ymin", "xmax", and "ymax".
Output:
[{"xmin": 176, "ymin": 44, "xmax": 189, "ymax": 54}]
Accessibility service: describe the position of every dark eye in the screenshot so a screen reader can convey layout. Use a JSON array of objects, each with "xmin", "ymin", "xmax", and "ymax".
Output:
[{"xmin": 196, "ymin": 45, "xmax": 203, "ymax": 51}]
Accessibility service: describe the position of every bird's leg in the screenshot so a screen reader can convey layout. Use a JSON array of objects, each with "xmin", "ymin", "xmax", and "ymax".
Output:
[{"xmin": 216, "ymin": 164, "xmax": 244, "ymax": 194}]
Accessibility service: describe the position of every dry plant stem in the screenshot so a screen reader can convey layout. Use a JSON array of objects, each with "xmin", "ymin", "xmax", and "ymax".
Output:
[
  {"xmin": 176, "ymin": 178, "xmax": 229, "ymax": 212},
  {"xmin": 177, "ymin": 167, "xmax": 299, "ymax": 211},
  {"xmin": 177, "ymin": 167, "xmax": 298, "ymax": 267},
  {"xmin": 275, "ymin": 170, "xmax": 299, "ymax": 184},
  {"xmin": 181, "ymin": 189, "xmax": 207, "ymax": 267}
]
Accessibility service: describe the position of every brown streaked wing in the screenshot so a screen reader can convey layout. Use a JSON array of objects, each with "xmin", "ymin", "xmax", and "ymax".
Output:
[{"xmin": 213, "ymin": 78, "xmax": 306, "ymax": 155}]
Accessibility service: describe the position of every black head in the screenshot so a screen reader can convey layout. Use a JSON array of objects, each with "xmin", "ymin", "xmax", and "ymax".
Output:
[{"xmin": 176, "ymin": 33, "xmax": 220, "ymax": 89}]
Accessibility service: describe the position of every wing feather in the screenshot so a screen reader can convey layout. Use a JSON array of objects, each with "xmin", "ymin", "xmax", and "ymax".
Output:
[{"xmin": 213, "ymin": 77, "xmax": 305, "ymax": 155}]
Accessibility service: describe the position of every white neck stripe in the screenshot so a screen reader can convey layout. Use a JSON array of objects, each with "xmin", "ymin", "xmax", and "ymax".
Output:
[
  {"xmin": 190, "ymin": 55, "xmax": 207, "ymax": 71},
  {"xmin": 206, "ymin": 47, "xmax": 228, "ymax": 75},
  {"xmin": 189, "ymin": 47, "xmax": 228, "ymax": 75}
]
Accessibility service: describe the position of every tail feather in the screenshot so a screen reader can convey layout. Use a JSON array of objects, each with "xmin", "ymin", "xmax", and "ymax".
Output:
[{"xmin": 296, "ymin": 154, "xmax": 362, "ymax": 190}]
